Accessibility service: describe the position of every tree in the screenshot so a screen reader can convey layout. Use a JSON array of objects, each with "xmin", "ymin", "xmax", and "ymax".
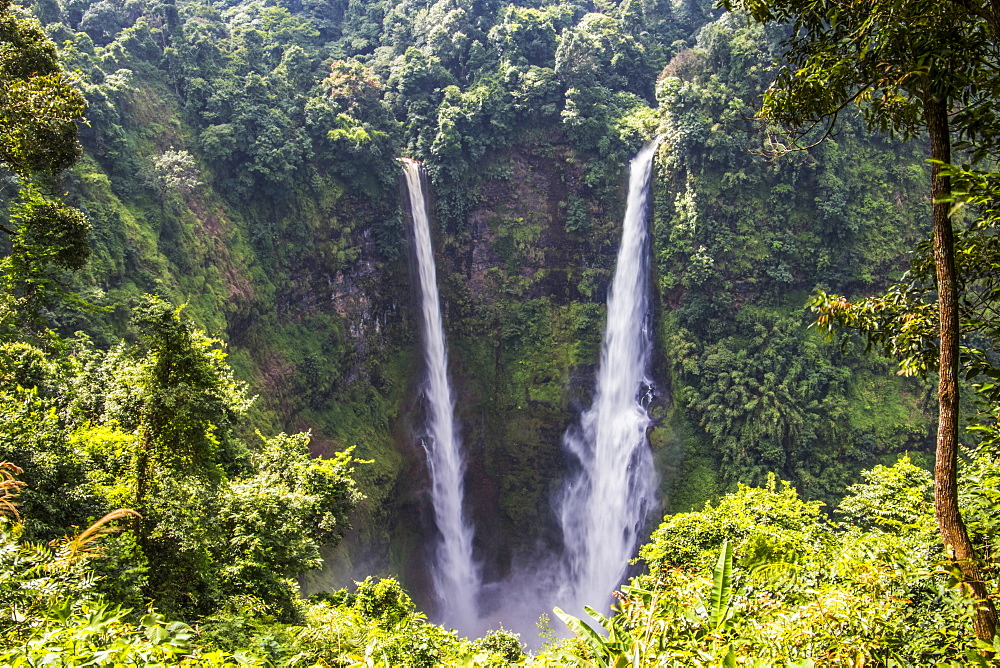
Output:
[
  {"xmin": 1, "ymin": 0, "xmax": 89, "ymax": 333},
  {"xmin": 724, "ymin": 0, "xmax": 1000, "ymax": 640},
  {"xmin": 0, "ymin": 0, "xmax": 85, "ymax": 176},
  {"xmin": 1, "ymin": 187, "xmax": 89, "ymax": 327},
  {"xmin": 487, "ymin": 6, "xmax": 558, "ymax": 69},
  {"xmin": 147, "ymin": 148, "xmax": 201, "ymax": 199},
  {"xmin": 131, "ymin": 295, "xmax": 250, "ymax": 515},
  {"xmin": 214, "ymin": 432, "xmax": 361, "ymax": 620},
  {"xmin": 836, "ymin": 455, "xmax": 935, "ymax": 533},
  {"xmin": 554, "ymin": 13, "xmax": 653, "ymax": 100},
  {"xmin": 78, "ymin": 0, "xmax": 125, "ymax": 46}
]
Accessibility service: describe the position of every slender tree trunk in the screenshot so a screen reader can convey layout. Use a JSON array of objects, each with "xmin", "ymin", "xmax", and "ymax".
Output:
[
  {"xmin": 926, "ymin": 94, "xmax": 997, "ymax": 642},
  {"xmin": 133, "ymin": 404, "xmax": 156, "ymax": 539},
  {"xmin": 134, "ymin": 430, "xmax": 151, "ymax": 513}
]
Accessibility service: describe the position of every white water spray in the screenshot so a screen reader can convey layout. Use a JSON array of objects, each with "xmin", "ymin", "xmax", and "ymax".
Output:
[
  {"xmin": 555, "ymin": 139, "xmax": 660, "ymax": 613},
  {"xmin": 400, "ymin": 158, "xmax": 480, "ymax": 632}
]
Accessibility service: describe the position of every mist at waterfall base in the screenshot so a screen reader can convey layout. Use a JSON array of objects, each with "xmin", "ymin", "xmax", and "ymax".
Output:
[{"xmin": 399, "ymin": 141, "xmax": 659, "ymax": 640}]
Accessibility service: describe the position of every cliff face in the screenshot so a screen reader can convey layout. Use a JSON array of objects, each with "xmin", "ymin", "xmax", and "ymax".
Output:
[{"xmin": 22, "ymin": 0, "xmax": 938, "ymax": 609}]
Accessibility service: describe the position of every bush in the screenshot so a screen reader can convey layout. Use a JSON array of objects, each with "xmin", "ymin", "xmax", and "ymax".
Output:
[
  {"xmin": 471, "ymin": 628, "xmax": 526, "ymax": 663},
  {"xmin": 352, "ymin": 576, "xmax": 414, "ymax": 627}
]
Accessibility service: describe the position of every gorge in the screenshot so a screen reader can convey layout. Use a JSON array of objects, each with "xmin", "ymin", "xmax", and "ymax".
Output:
[
  {"xmin": 3, "ymin": 0, "xmax": 986, "ymax": 660},
  {"xmin": 404, "ymin": 140, "xmax": 662, "ymax": 633}
]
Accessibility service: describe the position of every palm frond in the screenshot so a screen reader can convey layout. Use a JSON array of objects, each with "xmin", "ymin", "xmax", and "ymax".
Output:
[
  {"xmin": 48, "ymin": 508, "xmax": 140, "ymax": 570},
  {"xmin": 0, "ymin": 462, "xmax": 26, "ymax": 520}
]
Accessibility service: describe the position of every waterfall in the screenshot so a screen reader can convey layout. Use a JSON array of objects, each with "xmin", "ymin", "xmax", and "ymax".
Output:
[
  {"xmin": 556, "ymin": 139, "xmax": 660, "ymax": 613},
  {"xmin": 400, "ymin": 158, "xmax": 480, "ymax": 632}
]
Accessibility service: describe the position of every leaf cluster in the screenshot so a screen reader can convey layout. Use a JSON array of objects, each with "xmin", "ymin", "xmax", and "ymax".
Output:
[
  {"xmin": 809, "ymin": 164, "xmax": 1000, "ymax": 402},
  {"xmin": 725, "ymin": 0, "xmax": 998, "ymax": 148},
  {"xmin": 1, "ymin": 0, "xmax": 90, "ymax": 330}
]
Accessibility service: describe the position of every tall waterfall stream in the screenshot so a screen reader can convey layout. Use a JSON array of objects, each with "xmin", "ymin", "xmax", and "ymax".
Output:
[
  {"xmin": 555, "ymin": 139, "xmax": 660, "ymax": 614},
  {"xmin": 401, "ymin": 158, "xmax": 481, "ymax": 634}
]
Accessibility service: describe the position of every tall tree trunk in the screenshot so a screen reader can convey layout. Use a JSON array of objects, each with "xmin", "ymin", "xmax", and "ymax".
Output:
[
  {"xmin": 926, "ymin": 94, "xmax": 997, "ymax": 642},
  {"xmin": 133, "ymin": 424, "xmax": 153, "ymax": 537}
]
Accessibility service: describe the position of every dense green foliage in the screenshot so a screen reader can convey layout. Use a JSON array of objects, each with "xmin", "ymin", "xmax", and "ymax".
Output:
[
  {"xmin": 6, "ymin": 455, "xmax": 1000, "ymax": 664},
  {"xmin": 0, "ymin": 306, "xmax": 363, "ymax": 621},
  {"xmin": 648, "ymin": 12, "xmax": 934, "ymax": 510},
  {"xmin": 1, "ymin": 0, "xmax": 89, "ymax": 329},
  {"xmin": 3, "ymin": 0, "xmax": 938, "ymax": 558},
  {"xmin": 4, "ymin": 0, "xmax": 1000, "ymax": 659},
  {"xmin": 719, "ymin": 0, "xmax": 1000, "ymax": 639}
]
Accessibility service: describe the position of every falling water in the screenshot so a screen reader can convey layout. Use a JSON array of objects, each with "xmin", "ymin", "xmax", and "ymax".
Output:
[
  {"xmin": 400, "ymin": 158, "xmax": 480, "ymax": 632},
  {"xmin": 556, "ymin": 139, "xmax": 660, "ymax": 613}
]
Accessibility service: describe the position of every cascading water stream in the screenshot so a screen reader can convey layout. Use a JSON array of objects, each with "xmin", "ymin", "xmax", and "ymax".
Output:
[
  {"xmin": 555, "ymin": 139, "xmax": 660, "ymax": 613},
  {"xmin": 400, "ymin": 158, "xmax": 481, "ymax": 633}
]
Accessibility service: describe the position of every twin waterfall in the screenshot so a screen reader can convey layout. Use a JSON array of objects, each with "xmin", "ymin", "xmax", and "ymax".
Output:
[
  {"xmin": 555, "ymin": 140, "xmax": 659, "ymax": 613},
  {"xmin": 401, "ymin": 159, "xmax": 481, "ymax": 632},
  {"xmin": 399, "ymin": 140, "xmax": 660, "ymax": 631}
]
